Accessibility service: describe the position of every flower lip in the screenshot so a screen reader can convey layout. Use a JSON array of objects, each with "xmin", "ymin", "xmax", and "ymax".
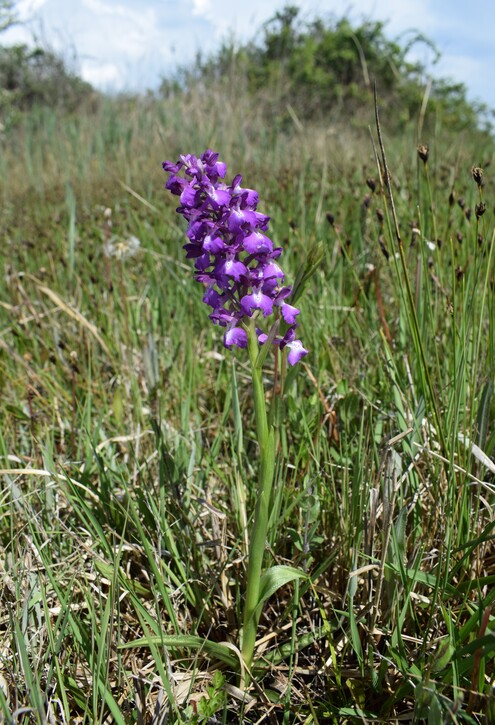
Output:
[
  {"xmin": 227, "ymin": 205, "xmax": 258, "ymax": 233},
  {"xmin": 203, "ymin": 288, "xmax": 223, "ymax": 309},
  {"xmin": 230, "ymin": 175, "xmax": 259, "ymax": 207},
  {"xmin": 201, "ymin": 149, "xmax": 227, "ymax": 180},
  {"xmin": 243, "ymin": 230, "xmax": 273, "ymax": 255},
  {"xmin": 240, "ymin": 290, "xmax": 274, "ymax": 318},
  {"xmin": 214, "ymin": 256, "xmax": 248, "ymax": 282},
  {"xmin": 286, "ymin": 339, "xmax": 308, "ymax": 366},
  {"xmin": 203, "ymin": 233, "xmax": 226, "ymax": 254},
  {"xmin": 280, "ymin": 302, "xmax": 300, "ymax": 325},
  {"xmin": 224, "ymin": 326, "xmax": 248, "ymax": 349},
  {"xmin": 165, "ymin": 174, "xmax": 187, "ymax": 195}
]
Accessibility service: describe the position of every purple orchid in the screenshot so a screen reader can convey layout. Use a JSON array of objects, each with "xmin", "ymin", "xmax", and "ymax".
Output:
[{"xmin": 162, "ymin": 150, "xmax": 307, "ymax": 365}]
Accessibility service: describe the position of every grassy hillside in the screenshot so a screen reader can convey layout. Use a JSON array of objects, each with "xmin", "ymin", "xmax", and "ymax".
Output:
[{"xmin": 1, "ymin": 29, "xmax": 495, "ymax": 725}]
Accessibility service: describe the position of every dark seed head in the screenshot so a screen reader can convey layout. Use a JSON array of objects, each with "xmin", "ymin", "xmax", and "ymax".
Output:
[
  {"xmin": 379, "ymin": 236, "xmax": 389, "ymax": 260},
  {"xmin": 417, "ymin": 144, "xmax": 429, "ymax": 163},
  {"xmin": 472, "ymin": 166, "xmax": 484, "ymax": 187},
  {"xmin": 475, "ymin": 202, "xmax": 486, "ymax": 219},
  {"xmin": 366, "ymin": 177, "xmax": 376, "ymax": 192}
]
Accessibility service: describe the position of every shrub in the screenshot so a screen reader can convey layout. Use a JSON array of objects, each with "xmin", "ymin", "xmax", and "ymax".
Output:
[
  {"xmin": 0, "ymin": 43, "xmax": 95, "ymax": 122},
  {"xmin": 160, "ymin": 4, "xmax": 491, "ymax": 133}
]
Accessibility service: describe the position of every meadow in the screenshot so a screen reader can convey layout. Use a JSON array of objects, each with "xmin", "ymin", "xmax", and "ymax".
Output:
[{"xmin": 0, "ymin": 71, "xmax": 495, "ymax": 723}]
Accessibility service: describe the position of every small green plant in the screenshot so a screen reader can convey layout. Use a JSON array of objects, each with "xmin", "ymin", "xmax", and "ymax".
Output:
[{"xmin": 180, "ymin": 671, "xmax": 227, "ymax": 724}]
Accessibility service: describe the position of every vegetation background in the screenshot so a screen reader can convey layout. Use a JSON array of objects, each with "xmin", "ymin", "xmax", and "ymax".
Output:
[{"xmin": 1, "ymin": 1, "xmax": 495, "ymax": 722}]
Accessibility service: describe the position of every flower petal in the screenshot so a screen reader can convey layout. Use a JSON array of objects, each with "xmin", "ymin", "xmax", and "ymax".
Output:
[
  {"xmin": 224, "ymin": 327, "xmax": 248, "ymax": 348},
  {"xmin": 240, "ymin": 290, "xmax": 274, "ymax": 317},
  {"xmin": 215, "ymin": 257, "xmax": 247, "ymax": 281},
  {"xmin": 206, "ymin": 186, "xmax": 231, "ymax": 209},
  {"xmin": 280, "ymin": 303, "xmax": 300, "ymax": 325},
  {"xmin": 203, "ymin": 288, "xmax": 222, "ymax": 309},
  {"xmin": 243, "ymin": 230, "xmax": 273, "ymax": 255},
  {"xmin": 286, "ymin": 339, "xmax": 308, "ymax": 365},
  {"xmin": 203, "ymin": 234, "xmax": 226, "ymax": 254},
  {"xmin": 228, "ymin": 207, "xmax": 257, "ymax": 232}
]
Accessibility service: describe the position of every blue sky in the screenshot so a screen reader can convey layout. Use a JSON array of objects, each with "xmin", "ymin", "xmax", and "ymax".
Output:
[{"xmin": 4, "ymin": 0, "xmax": 495, "ymax": 110}]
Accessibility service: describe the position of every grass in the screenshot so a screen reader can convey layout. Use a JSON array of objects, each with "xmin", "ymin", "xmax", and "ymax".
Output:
[{"xmin": 0, "ymin": 86, "xmax": 495, "ymax": 723}]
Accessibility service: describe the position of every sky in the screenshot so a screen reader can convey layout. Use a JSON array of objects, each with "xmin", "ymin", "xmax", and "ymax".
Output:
[{"xmin": 3, "ymin": 0, "xmax": 495, "ymax": 110}]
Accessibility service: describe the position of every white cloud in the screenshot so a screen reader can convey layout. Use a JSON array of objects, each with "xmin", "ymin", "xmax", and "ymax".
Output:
[
  {"xmin": 435, "ymin": 53, "xmax": 487, "ymax": 103},
  {"xmin": 15, "ymin": 0, "xmax": 49, "ymax": 21},
  {"xmin": 82, "ymin": 0, "xmax": 153, "ymax": 24},
  {"xmin": 81, "ymin": 59, "xmax": 122, "ymax": 88},
  {"xmin": 192, "ymin": 0, "xmax": 210, "ymax": 17},
  {"xmin": 1, "ymin": 24, "xmax": 31, "ymax": 44},
  {"xmin": 344, "ymin": 0, "xmax": 436, "ymax": 29}
]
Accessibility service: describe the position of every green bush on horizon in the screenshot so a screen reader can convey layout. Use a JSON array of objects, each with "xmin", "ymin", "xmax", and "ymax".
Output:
[
  {"xmin": 160, "ymin": 4, "xmax": 492, "ymax": 134},
  {"xmin": 0, "ymin": 1, "xmax": 492, "ymax": 140}
]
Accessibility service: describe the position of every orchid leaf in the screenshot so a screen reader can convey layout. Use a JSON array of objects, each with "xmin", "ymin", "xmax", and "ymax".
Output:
[{"xmin": 251, "ymin": 565, "xmax": 308, "ymax": 624}]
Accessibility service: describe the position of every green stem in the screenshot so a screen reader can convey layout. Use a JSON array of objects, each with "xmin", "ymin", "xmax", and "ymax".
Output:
[{"xmin": 241, "ymin": 320, "xmax": 276, "ymax": 673}]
